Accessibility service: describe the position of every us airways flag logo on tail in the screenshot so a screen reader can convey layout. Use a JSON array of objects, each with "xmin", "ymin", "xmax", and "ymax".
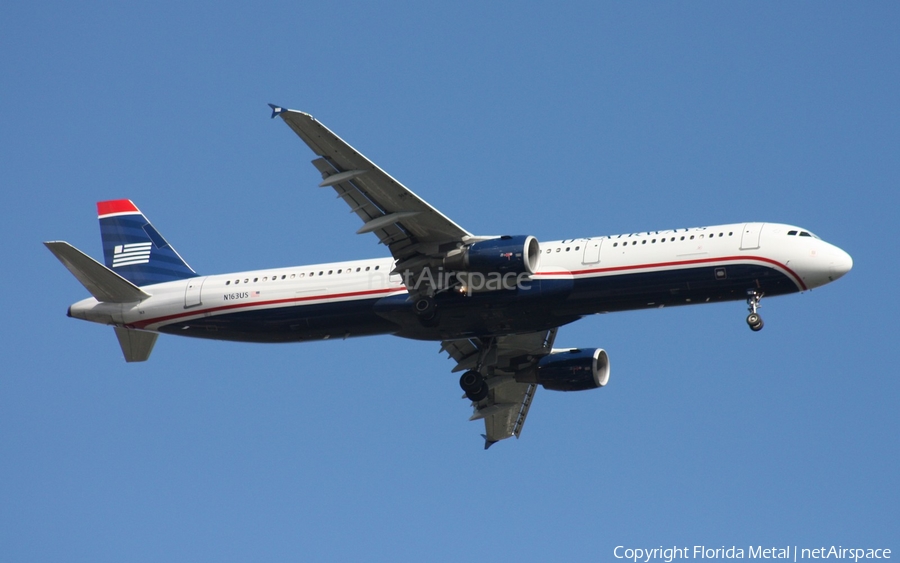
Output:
[
  {"xmin": 112, "ymin": 242, "xmax": 152, "ymax": 268},
  {"xmin": 97, "ymin": 199, "xmax": 198, "ymax": 286}
]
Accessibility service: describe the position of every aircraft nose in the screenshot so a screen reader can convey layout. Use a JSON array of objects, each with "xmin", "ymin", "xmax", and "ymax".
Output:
[{"xmin": 829, "ymin": 247, "xmax": 853, "ymax": 282}]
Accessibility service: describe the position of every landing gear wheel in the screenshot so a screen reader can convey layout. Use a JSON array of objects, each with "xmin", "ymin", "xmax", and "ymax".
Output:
[
  {"xmin": 459, "ymin": 370, "xmax": 488, "ymax": 402},
  {"xmin": 414, "ymin": 297, "xmax": 437, "ymax": 322},
  {"xmin": 745, "ymin": 289, "xmax": 765, "ymax": 332},
  {"xmin": 746, "ymin": 313, "xmax": 764, "ymax": 332},
  {"xmin": 466, "ymin": 385, "xmax": 488, "ymax": 402},
  {"xmin": 459, "ymin": 370, "xmax": 481, "ymax": 392}
]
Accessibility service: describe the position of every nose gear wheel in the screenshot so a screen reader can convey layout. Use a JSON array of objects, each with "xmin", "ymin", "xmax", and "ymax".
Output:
[{"xmin": 746, "ymin": 290, "xmax": 765, "ymax": 331}]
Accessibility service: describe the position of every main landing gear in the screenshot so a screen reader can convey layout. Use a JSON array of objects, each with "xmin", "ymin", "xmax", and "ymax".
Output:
[
  {"xmin": 414, "ymin": 296, "xmax": 436, "ymax": 320},
  {"xmin": 746, "ymin": 289, "xmax": 764, "ymax": 332},
  {"xmin": 460, "ymin": 370, "xmax": 488, "ymax": 402},
  {"xmin": 414, "ymin": 296, "xmax": 438, "ymax": 326}
]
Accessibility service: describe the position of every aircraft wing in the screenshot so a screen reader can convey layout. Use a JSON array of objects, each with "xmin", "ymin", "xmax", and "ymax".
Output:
[
  {"xmin": 270, "ymin": 105, "xmax": 476, "ymax": 274},
  {"xmin": 442, "ymin": 328, "xmax": 558, "ymax": 449}
]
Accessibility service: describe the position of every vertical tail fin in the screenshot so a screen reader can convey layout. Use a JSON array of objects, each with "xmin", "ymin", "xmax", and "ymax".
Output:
[{"xmin": 98, "ymin": 199, "xmax": 198, "ymax": 287}]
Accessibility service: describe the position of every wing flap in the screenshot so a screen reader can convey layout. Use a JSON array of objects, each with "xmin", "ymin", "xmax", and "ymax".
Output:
[{"xmin": 310, "ymin": 157, "xmax": 420, "ymax": 258}]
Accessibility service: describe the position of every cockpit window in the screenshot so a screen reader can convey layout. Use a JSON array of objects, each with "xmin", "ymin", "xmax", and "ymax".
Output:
[
  {"xmin": 787, "ymin": 230, "xmax": 798, "ymax": 236},
  {"xmin": 799, "ymin": 231, "xmax": 812, "ymax": 237}
]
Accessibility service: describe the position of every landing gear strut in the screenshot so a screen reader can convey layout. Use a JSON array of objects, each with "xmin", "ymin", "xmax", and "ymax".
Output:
[
  {"xmin": 459, "ymin": 370, "xmax": 488, "ymax": 402},
  {"xmin": 746, "ymin": 289, "xmax": 764, "ymax": 331}
]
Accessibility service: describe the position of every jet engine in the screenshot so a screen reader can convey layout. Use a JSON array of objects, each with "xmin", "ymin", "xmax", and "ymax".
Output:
[
  {"xmin": 444, "ymin": 235, "xmax": 541, "ymax": 275},
  {"xmin": 534, "ymin": 348, "xmax": 610, "ymax": 391}
]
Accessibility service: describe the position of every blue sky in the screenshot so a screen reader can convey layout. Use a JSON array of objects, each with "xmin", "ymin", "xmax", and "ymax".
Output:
[{"xmin": 1, "ymin": 2, "xmax": 897, "ymax": 561}]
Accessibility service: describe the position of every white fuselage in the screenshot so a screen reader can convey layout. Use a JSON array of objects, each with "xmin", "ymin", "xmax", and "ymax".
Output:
[{"xmin": 67, "ymin": 222, "xmax": 852, "ymax": 341}]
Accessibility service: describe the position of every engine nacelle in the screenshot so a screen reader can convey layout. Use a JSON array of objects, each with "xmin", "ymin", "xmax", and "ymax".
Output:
[
  {"xmin": 444, "ymin": 235, "xmax": 541, "ymax": 275},
  {"xmin": 535, "ymin": 348, "xmax": 610, "ymax": 391}
]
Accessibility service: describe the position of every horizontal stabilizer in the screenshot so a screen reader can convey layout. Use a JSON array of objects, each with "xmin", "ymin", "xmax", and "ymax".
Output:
[
  {"xmin": 114, "ymin": 327, "xmax": 157, "ymax": 362},
  {"xmin": 44, "ymin": 241, "xmax": 150, "ymax": 303}
]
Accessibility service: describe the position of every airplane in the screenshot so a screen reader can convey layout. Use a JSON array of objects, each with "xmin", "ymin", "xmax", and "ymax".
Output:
[{"xmin": 45, "ymin": 104, "xmax": 854, "ymax": 449}]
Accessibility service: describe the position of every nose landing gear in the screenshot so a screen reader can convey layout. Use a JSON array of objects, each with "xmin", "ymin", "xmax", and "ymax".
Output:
[{"xmin": 746, "ymin": 290, "xmax": 764, "ymax": 331}]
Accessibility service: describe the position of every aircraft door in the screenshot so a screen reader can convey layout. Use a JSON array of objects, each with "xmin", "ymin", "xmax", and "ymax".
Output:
[
  {"xmin": 740, "ymin": 223, "xmax": 764, "ymax": 250},
  {"xmin": 184, "ymin": 276, "xmax": 207, "ymax": 308},
  {"xmin": 582, "ymin": 238, "xmax": 602, "ymax": 264}
]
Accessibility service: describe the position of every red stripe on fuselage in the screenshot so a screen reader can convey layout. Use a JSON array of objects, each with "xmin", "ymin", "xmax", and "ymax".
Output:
[
  {"xmin": 97, "ymin": 199, "xmax": 139, "ymax": 217},
  {"xmin": 133, "ymin": 255, "xmax": 803, "ymax": 330},
  {"xmin": 132, "ymin": 286, "xmax": 408, "ymax": 330},
  {"xmin": 535, "ymin": 255, "xmax": 807, "ymax": 291}
]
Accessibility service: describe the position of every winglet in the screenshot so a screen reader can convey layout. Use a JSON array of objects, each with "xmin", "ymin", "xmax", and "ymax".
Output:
[
  {"xmin": 481, "ymin": 434, "xmax": 498, "ymax": 450},
  {"xmin": 268, "ymin": 103, "xmax": 285, "ymax": 119}
]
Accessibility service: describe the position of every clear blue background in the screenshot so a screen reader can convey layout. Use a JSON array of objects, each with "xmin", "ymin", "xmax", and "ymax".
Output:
[{"xmin": 1, "ymin": 2, "xmax": 896, "ymax": 561}]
